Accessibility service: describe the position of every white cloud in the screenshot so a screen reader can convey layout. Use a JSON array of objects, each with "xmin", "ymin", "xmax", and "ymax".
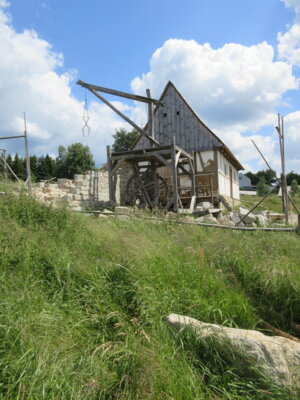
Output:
[
  {"xmin": 284, "ymin": 110, "xmax": 300, "ymax": 141},
  {"xmin": 278, "ymin": 0, "xmax": 300, "ymax": 66},
  {"xmin": 131, "ymin": 39, "xmax": 297, "ymax": 171},
  {"xmin": 0, "ymin": 4, "xmax": 128, "ymax": 165},
  {"xmin": 131, "ymin": 39, "xmax": 297, "ymax": 130}
]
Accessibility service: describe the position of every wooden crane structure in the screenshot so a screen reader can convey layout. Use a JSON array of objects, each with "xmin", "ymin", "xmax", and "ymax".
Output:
[{"xmin": 77, "ymin": 80, "xmax": 196, "ymax": 211}]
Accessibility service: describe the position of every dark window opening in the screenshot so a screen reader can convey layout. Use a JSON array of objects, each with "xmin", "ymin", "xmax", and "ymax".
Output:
[
  {"xmin": 163, "ymin": 113, "xmax": 167, "ymax": 117},
  {"xmin": 176, "ymin": 111, "xmax": 180, "ymax": 115}
]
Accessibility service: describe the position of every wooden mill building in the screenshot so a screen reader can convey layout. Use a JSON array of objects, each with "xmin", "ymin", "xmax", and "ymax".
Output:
[
  {"xmin": 102, "ymin": 81, "xmax": 244, "ymax": 211},
  {"xmin": 132, "ymin": 81, "xmax": 243, "ymax": 206}
]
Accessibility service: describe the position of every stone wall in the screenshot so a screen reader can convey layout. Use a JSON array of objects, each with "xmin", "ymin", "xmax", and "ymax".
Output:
[{"xmin": 32, "ymin": 170, "xmax": 120, "ymax": 211}]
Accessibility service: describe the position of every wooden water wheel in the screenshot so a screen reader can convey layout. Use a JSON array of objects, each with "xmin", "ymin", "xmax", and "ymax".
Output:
[{"xmin": 125, "ymin": 168, "xmax": 169, "ymax": 208}]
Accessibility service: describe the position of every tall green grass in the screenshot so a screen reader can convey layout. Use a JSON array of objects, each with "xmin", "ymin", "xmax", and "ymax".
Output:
[{"xmin": 0, "ymin": 195, "xmax": 299, "ymax": 399}]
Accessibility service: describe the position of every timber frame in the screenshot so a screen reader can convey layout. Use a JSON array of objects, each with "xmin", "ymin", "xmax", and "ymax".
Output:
[
  {"xmin": 77, "ymin": 79, "xmax": 243, "ymax": 212},
  {"xmin": 107, "ymin": 137, "xmax": 196, "ymax": 212},
  {"xmin": 77, "ymin": 79, "xmax": 196, "ymax": 212}
]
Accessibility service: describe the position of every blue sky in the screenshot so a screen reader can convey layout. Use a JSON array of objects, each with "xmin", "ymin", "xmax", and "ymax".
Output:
[{"xmin": 1, "ymin": 0, "xmax": 300, "ymax": 173}]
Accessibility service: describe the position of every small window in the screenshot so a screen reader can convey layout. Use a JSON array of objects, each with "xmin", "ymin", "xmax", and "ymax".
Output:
[
  {"xmin": 163, "ymin": 113, "xmax": 167, "ymax": 117},
  {"xmin": 176, "ymin": 110, "xmax": 180, "ymax": 115}
]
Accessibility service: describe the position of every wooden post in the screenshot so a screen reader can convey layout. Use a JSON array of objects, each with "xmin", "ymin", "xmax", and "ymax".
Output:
[
  {"xmin": 23, "ymin": 113, "xmax": 32, "ymax": 195},
  {"xmin": 146, "ymin": 89, "xmax": 155, "ymax": 147},
  {"xmin": 277, "ymin": 114, "xmax": 288, "ymax": 224},
  {"xmin": 210, "ymin": 175, "xmax": 214, "ymax": 205},
  {"xmin": 3, "ymin": 149, "xmax": 7, "ymax": 189},
  {"xmin": 171, "ymin": 136, "xmax": 179, "ymax": 213},
  {"xmin": 281, "ymin": 116, "xmax": 289, "ymax": 224},
  {"xmin": 189, "ymin": 158, "xmax": 196, "ymax": 212},
  {"xmin": 151, "ymin": 161, "xmax": 158, "ymax": 207},
  {"xmin": 106, "ymin": 145, "xmax": 115, "ymax": 203}
]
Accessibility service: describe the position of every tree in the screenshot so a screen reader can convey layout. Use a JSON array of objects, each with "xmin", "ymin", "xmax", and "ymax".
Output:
[
  {"xmin": 64, "ymin": 143, "xmax": 95, "ymax": 178},
  {"xmin": 29, "ymin": 155, "xmax": 38, "ymax": 182},
  {"xmin": 257, "ymin": 177, "xmax": 269, "ymax": 196},
  {"xmin": 291, "ymin": 179, "xmax": 299, "ymax": 197},
  {"xmin": 245, "ymin": 169, "xmax": 276, "ymax": 186},
  {"xmin": 286, "ymin": 172, "xmax": 300, "ymax": 185},
  {"xmin": 56, "ymin": 145, "xmax": 68, "ymax": 178},
  {"xmin": 12, "ymin": 153, "xmax": 25, "ymax": 180},
  {"xmin": 112, "ymin": 128, "xmax": 139, "ymax": 152}
]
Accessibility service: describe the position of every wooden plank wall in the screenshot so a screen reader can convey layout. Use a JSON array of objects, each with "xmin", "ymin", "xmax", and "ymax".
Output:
[{"xmin": 135, "ymin": 84, "xmax": 221, "ymax": 153}]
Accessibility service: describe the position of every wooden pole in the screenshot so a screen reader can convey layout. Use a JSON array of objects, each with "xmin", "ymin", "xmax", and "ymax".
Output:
[
  {"xmin": 277, "ymin": 114, "xmax": 288, "ymax": 224},
  {"xmin": 2, "ymin": 149, "xmax": 7, "ymax": 189},
  {"xmin": 281, "ymin": 116, "xmax": 289, "ymax": 224},
  {"xmin": 0, "ymin": 154, "xmax": 20, "ymax": 182},
  {"xmin": 171, "ymin": 136, "xmax": 179, "ymax": 213},
  {"xmin": 146, "ymin": 89, "xmax": 155, "ymax": 147},
  {"xmin": 88, "ymin": 88, "xmax": 159, "ymax": 147},
  {"xmin": 106, "ymin": 145, "xmax": 115, "ymax": 203},
  {"xmin": 23, "ymin": 112, "xmax": 32, "ymax": 195}
]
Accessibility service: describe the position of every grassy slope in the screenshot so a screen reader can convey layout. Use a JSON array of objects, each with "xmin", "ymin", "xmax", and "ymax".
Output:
[
  {"xmin": 240, "ymin": 193, "xmax": 300, "ymax": 214},
  {"xmin": 0, "ymin": 195, "xmax": 299, "ymax": 399}
]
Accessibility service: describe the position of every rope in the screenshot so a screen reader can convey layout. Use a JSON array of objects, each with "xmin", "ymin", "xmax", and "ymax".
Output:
[{"xmin": 82, "ymin": 89, "xmax": 90, "ymax": 137}]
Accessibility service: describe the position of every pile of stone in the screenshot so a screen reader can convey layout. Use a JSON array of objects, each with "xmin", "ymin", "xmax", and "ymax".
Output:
[
  {"xmin": 191, "ymin": 204, "xmax": 271, "ymax": 227},
  {"xmin": 31, "ymin": 171, "xmax": 118, "ymax": 211},
  {"xmin": 226, "ymin": 207, "xmax": 269, "ymax": 227}
]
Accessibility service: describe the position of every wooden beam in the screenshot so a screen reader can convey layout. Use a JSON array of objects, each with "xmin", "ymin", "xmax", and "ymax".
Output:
[
  {"xmin": 0, "ymin": 155, "xmax": 20, "ymax": 182},
  {"xmin": 153, "ymin": 152, "xmax": 171, "ymax": 167},
  {"xmin": 111, "ymin": 158, "xmax": 125, "ymax": 177},
  {"xmin": 110, "ymin": 149, "xmax": 172, "ymax": 161},
  {"xmin": 214, "ymin": 150, "xmax": 220, "ymax": 198},
  {"xmin": 188, "ymin": 157, "xmax": 196, "ymax": 198},
  {"xmin": 106, "ymin": 145, "xmax": 115, "ymax": 202},
  {"xmin": 174, "ymin": 145, "xmax": 193, "ymax": 160},
  {"xmin": 198, "ymin": 152, "xmax": 205, "ymax": 171},
  {"xmin": 189, "ymin": 195, "xmax": 196, "ymax": 212},
  {"xmin": 89, "ymin": 88, "xmax": 159, "ymax": 146},
  {"xmin": 0, "ymin": 135, "xmax": 25, "ymax": 140},
  {"xmin": 178, "ymin": 164, "xmax": 191, "ymax": 176},
  {"xmin": 146, "ymin": 89, "xmax": 155, "ymax": 146},
  {"xmin": 77, "ymin": 80, "xmax": 163, "ymax": 106},
  {"xmin": 175, "ymin": 150, "xmax": 181, "ymax": 166},
  {"xmin": 112, "ymin": 145, "xmax": 171, "ymax": 157},
  {"xmin": 171, "ymin": 136, "xmax": 179, "ymax": 213}
]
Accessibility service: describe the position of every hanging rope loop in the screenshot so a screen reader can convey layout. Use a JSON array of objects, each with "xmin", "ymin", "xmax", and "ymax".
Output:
[{"xmin": 82, "ymin": 90, "xmax": 90, "ymax": 137}]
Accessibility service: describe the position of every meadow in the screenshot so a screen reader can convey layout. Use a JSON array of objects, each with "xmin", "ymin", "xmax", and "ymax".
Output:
[{"xmin": 0, "ymin": 194, "xmax": 299, "ymax": 399}]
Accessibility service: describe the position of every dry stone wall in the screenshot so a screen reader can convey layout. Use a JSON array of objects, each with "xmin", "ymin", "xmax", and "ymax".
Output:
[{"xmin": 32, "ymin": 171, "xmax": 120, "ymax": 211}]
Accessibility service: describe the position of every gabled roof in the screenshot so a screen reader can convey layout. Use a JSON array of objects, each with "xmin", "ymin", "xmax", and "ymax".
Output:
[{"xmin": 133, "ymin": 81, "xmax": 243, "ymax": 170}]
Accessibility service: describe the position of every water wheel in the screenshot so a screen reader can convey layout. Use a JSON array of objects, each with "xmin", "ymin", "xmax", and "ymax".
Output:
[{"xmin": 125, "ymin": 169, "xmax": 169, "ymax": 208}]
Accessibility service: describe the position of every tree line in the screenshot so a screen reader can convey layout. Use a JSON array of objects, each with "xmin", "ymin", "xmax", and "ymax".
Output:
[
  {"xmin": 245, "ymin": 169, "xmax": 300, "ymax": 186},
  {"xmin": 0, "ymin": 143, "xmax": 95, "ymax": 182},
  {"xmin": 0, "ymin": 129, "xmax": 138, "ymax": 182},
  {"xmin": 244, "ymin": 169, "xmax": 300, "ymax": 196}
]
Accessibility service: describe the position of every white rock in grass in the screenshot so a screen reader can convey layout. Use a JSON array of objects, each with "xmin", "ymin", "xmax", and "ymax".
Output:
[
  {"xmin": 256, "ymin": 214, "xmax": 269, "ymax": 227},
  {"xmin": 165, "ymin": 314, "xmax": 300, "ymax": 389}
]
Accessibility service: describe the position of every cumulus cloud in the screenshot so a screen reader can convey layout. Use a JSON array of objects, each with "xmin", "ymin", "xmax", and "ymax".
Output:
[
  {"xmin": 278, "ymin": 0, "xmax": 300, "ymax": 66},
  {"xmin": 0, "ymin": 3, "xmax": 128, "ymax": 165},
  {"xmin": 131, "ymin": 39, "xmax": 297, "ymax": 170}
]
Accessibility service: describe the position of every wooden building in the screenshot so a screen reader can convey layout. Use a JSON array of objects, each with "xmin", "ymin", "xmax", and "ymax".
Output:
[{"xmin": 131, "ymin": 81, "xmax": 243, "ymax": 208}]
